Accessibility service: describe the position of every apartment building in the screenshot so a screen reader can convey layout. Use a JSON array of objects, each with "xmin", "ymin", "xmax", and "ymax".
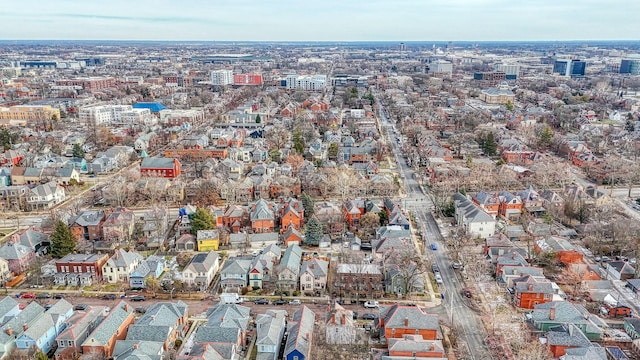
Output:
[
  {"xmin": 0, "ymin": 105, "xmax": 61, "ymax": 122},
  {"xmin": 79, "ymin": 105, "xmax": 153, "ymax": 126},
  {"xmin": 210, "ymin": 69, "xmax": 234, "ymax": 86}
]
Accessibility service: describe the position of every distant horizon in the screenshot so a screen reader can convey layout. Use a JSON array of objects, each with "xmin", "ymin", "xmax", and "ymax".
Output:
[{"xmin": 2, "ymin": 1, "xmax": 637, "ymax": 42}]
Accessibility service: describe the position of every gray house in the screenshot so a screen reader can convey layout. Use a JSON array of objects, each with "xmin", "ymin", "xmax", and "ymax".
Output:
[
  {"xmin": 277, "ymin": 244, "xmax": 302, "ymax": 293},
  {"xmin": 219, "ymin": 257, "xmax": 252, "ymax": 292},
  {"xmin": 255, "ymin": 310, "xmax": 287, "ymax": 360}
]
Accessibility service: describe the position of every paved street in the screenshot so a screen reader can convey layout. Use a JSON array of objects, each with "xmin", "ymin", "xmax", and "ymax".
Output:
[{"xmin": 379, "ymin": 100, "xmax": 492, "ymax": 360}]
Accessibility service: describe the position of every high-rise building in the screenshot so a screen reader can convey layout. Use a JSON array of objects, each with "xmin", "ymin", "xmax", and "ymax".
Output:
[
  {"xmin": 495, "ymin": 64, "xmax": 520, "ymax": 79},
  {"xmin": 210, "ymin": 69, "xmax": 234, "ymax": 86},
  {"xmin": 399, "ymin": 42, "xmax": 407, "ymax": 51},
  {"xmin": 620, "ymin": 56, "xmax": 640, "ymax": 75},
  {"xmin": 553, "ymin": 59, "xmax": 586, "ymax": 77},
  {"xmin": 428, "ymin": 60, "xmax": 453, "ymax": 77}
]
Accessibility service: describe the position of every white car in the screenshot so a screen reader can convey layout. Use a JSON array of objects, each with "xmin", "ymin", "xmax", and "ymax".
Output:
[
  {"xmin": 435, "ymin": 273, "xmax": 443, "ymax": 284},
  {"xmin": 363, "ymin": 301, "xmax": 379, "ymax": 308}
]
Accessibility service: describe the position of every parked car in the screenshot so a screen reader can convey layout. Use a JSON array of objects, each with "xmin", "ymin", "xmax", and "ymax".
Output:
[
  {"xmin": 431, "ymin": 264, "xmax": 440, "ymax": 273},
  {"xmin": 463, "ymin": 289, "xmax": 473, "ymax": 298},
  {"xmin": 253, "ymin": 298, "xmax": 269, "ymax": 305},
  {"xmin": 273, "ymin": 299, "xmax": 287, "ymax": 306},
  {"xmin": 73, "ymin": 304, "xmax": 88, "ymax": 311},
  {"xmin": 289, "ymin": 299, "xmax": 301, "ymax": 305},
  {"xmin": 102, "ymin": 294, "xmax": 117, "ymax": 300},
  {"xmin": 361, "ymin": 313, "xmax": 376, "ymax": 320},
  {"xmin": 35, "ymin": 293, "xmax": 51, "ymax": 299},
  {"xmin": 431, "ymin": 243, "xmax": 438, "ymax": 251},
  {"xmin": 451, "ymin": 262, "xmax": 462, "ymax": 270},
  {"xmin": 363, "ymin": 301, "xmax": 379, "ymax": 308},
  {"xmin": 130, "ymin": 295, "xmax": 146, "ymax": 302},
  {"xmin": 53, "ymin": 294, "xmax": 65, "ymax": 299},
  {"xmin": 352, "ymin": 311, "xmax": 359, "ymax": 320},
  {"xmin": 435, "ymin": 273, "xmax": 443, "ymax": 284},
  {"xmin": 44, "ymin": 304, "xmax": 53, "ymax": 311},
  {"xmin": 135, "ymin": 307, "xmax": 146, "ymax": 314},
  {"xmin": 21, "ymin": 292, "xmax": 36, "ymax": 299}
]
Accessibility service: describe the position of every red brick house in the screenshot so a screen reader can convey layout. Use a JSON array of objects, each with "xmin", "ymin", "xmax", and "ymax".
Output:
[
  {"xmin": 82, "ymin": 302, "xmax": 135, "ymax": 358},
  {"xmin": 342, "ymin": 199, "xmax": 365, "ymax": 228},
  {"xmin": 280, "ymin": 198, "xmax": 304, "ymax": 233},
  {"xmin": 250, "ymin": 199, "xmax": 275, "ymax": 233},
  {"xmin": 283, "ymin": 227, "xmax": 303, "ymax": 246},
  {"xmin": 222, "ymin": 205, "xmax": 247, "ymax": 233},
  {"xmin": 56, "ymin": 253, "xmax": 109, "ymax": 281},
  {"xmin": 513, "ymin": 275, "xmax": 554, "ymax": 309},
  {"xmin": 140, "ymin": 157, "xmax": 181, "ymax": 178},
  {"xmin": 70, "ymin": 210, "xmax": 106, "ymax": 241},
  {"xmin": 378, "ymin": 304, "xmax": 440, "ymax": 341}
]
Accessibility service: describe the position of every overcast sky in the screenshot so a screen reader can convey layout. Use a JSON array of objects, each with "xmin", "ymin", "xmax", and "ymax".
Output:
[{"xmin": 1, "ymin": 0, "xmax": 636, "ymax": 41}]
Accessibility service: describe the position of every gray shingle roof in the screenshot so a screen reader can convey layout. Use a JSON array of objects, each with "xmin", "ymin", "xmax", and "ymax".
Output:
[
  {"xmin": 283, "ymin": 306, "xmax": 315, "ymax": 359},
  {"xmin": 380, "ymin": 304, "xmax": 439, "ymax": 332},
  {"xmin": 83, "ymin": 301, "xmax": 133, "ymax": 346},
  {"xmin": 126, "ymin": 301, "xmax": 188, "ymax": 342}
]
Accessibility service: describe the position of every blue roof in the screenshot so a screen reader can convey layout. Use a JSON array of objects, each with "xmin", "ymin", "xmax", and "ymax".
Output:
[{"xmin": 132, "ymin": 102, "xmax": 167, "ymax": 112}]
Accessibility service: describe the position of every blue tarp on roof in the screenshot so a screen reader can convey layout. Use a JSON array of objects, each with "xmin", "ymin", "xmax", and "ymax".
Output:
[{"xmin": 133, "ymin": 102, "xmax": 167, "ymax": 112}]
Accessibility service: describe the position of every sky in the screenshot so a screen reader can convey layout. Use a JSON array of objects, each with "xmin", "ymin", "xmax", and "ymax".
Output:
[{"xmin": 1, "ymin": 0, "xmax": 637, "ymax": 42}]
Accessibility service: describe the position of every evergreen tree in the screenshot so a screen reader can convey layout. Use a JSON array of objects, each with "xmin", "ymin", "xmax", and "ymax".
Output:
[
  {"xmin": 190, "ymin": 207, "xmax": 216, "ymax": 235},
  {"xmin": 378, "ymin": 210, "xmax": 388, "ymax": 226},
  {"xmin": 50, "ymin": 220, "xmax": 77, "ymax": 258},
  {"xmin": 72, "ymin": 143, "xmax": 85, "ymax": 158},
  {"xmin": 327, "ymin": 143, "xmax": 339, "ymax": 160},
  {"xmin": 538, "ymin": 125, "xmax": 553, "ymax": 147},
  {"xmin": 301, "ymin": 192, "xmax": 315, "ymax": 218},
  {"xmin": 304, "ymin": 216, "xmax": 323, "ymax": 246},
  {"xmin": 292, "ymin": 129, "xmax": 305, "ymax": 155},
  {"xmin": 481, "ymin": 132, "xmax": 498, "ymax": 156},
  {"xmin": 255, "ymin": 114, "xmax": 262, "ymax": 124}
]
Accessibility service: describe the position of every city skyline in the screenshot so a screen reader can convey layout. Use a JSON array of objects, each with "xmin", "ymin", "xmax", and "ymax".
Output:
[{"xmin": 1, "ymin": 0, "xmax": 637, "ymax": 42}]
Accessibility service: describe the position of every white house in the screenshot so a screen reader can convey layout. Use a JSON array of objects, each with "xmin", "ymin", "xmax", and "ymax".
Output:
[
  {"xmin": 453, "ymin": 193, "xmax": 496, "ymax": 239},
  {"xmin": 299, "ymin": 259, "xmax": 329, "ymax": 295},
  {"xmin": 102, "ymin": 249, "xmax": 143, "ymax": 283},
  {"xmin": 182, "ymin": 251, "xmax": 220, "ymax": 291},
  {"xmin": 26, "ymin": 182, "xmax": 66, "ymax": 211}
]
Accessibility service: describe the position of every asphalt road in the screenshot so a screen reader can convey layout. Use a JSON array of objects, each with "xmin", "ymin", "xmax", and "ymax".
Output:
[{"xmin": 379, "ymin": 101, "xmax": 492, "ymax": 360}]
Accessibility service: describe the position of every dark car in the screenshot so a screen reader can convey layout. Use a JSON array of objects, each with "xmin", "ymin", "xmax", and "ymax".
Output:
[
  {"xmin": 253, "ymin": 298, "xmax": 269, "ymax": 305},
  {"xmin": 53, "ymin": 294, "xmax": 65, "ymax": 299},
  {"xmin": 431, "ymin": 264, "xmax": 440, "ymax": 273},
  {"xmin": 431, "ymin": 243, "xmax": 438, "ymax": 251},
  {"xmin": 463, "ymin": 289, "xmax": 473, "ymax": 298},
  {"xmin": 273, "ymin": 299, "xmax": 287, "ymax": 306},
  {"xmin": 102, "ymin": 294, "xmax": 117, "ymax": 300},
  {"xmin": 135, "ymin": 307, "xmax": 147, "ymax": 314},
  {"xmin": 73, "ymin": 304, "xmax": 89, "ymax": 311},
  {"xmin": 130, "ymin": 295, "xmax": 146, "ymax": 302},
  {"xmin": 35, "ymin": 293, "xmax": 51, "ymax": 299},
  {"xmin": 352, "ymin": 311, "xmax": 359, "ymax": 320},
  {"xmin": 361, "ymin": 313, "xmax": 376, "ymax": 320}
]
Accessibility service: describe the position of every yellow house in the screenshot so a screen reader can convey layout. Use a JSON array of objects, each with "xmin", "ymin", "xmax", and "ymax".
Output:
[{"xmin": 196, "ymin": 229, "xmax": 220, "ymax": 251}]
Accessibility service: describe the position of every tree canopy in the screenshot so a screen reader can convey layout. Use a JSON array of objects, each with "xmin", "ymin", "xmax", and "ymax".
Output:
[
  {"xmin": 304, "ymin": 216, "xmax": 323, "ymax": 246},
  {"xmin": 190, "ymin": 207, "xmax": 216, "ymax": 234},
  {"xmin": 72, "ymin": 143, "xmax": 85, "ymax": 158},
  {"xmin": 50, "ymin": 220, "xmax": 77, "ymax": 258}
]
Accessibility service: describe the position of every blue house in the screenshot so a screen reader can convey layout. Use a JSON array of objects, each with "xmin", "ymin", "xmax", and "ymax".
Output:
[
  {"xmin": 283, "ymin": 306, "xmax": 315, "ymax": 360},
  {"xmin": 16, "ymin": 299, "xmax": 73, "ymax": 354},
  {"xmin": 69, "ymin": 157, "xmax": 88, "ymax": 173},
  {"xmin": 129, "ymin": 255, "xmax": 166, "ymax": 289}
]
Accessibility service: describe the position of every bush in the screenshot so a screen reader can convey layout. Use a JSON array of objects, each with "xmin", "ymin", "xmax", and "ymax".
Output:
[
  {"xmin": 174, "ymin": 339, "xmax": 183, "ymax": 349},
  {"xmin": 241, "ymin": 286, "xmax": 250, "ymax": 295}
]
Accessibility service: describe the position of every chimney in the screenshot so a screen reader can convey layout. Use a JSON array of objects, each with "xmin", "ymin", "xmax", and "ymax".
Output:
[
  {"xmin": 5, "ymin": 328, "xmax": 12, "ymax": 336},
  {"xmin": 133, "ymin": 343, "xmax": 139, "ymax": 350},
  {"xmin": 549, "ymin": 305, "xmax": 556, "ymax": 320},
  {"xmin": 124, "ymin": 304, "xmax": 129, "ymax": 312},
  {"xmin": 341, "ymin": 314, "xmax": 346, "ymax": 325},
  {"xmin": 331, "ymin": 314, "xmax": 335, "ymax": 324},
  {"xmin": 404, "ymin": 317, "xmax": 409, "ymax": 327},
  {"xmin": 528, "ymin": 284, "xmax": 533, "ymax": 291},
  {"xmin": 430, "ymin": 343, "xmax": 435, "ymax": 351},
  {"xmin": 512, "ymin": 252, "xmax": 516, "ymax": 260},
  {"xmin": 568, "ymin": 324, "xmax": 574, "ymax": 336},
  {"xmin": 22, "ymin": 324, "xmax": 28, "ymax": 331}
]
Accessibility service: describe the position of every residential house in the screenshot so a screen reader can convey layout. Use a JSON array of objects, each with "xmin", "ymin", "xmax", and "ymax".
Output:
[
  {"xmin": 453, "ymin": 193, "xmax": 496, "ymax": 239},
  {"xmin": 536, "ymin": 236, "xmax": 584, "ymax": 265},
  {"xmin": 55, "ymin": 253, "xmax": 109, "ymax": 285},
  {"xmin": 283, "ymin": 306, "xmax": 315, "ymax": 360},
  {"xmin": 102, "ymin": 207, "xmax": 136, "ymax": 243},
  {"xmin": 70, "ymin": 210, "xmax": 106, "ymax": 241},
  {"xmin": 102, "ymin": 249, "xmax": 143, "ymax": 283},
  {"xmin": 624, "ymin": 318, "xmax": 640, "ymax": 340},
  {"xmin": 55, "ymin": 307, "xmax": 104, "ymax": 358},
  {"xmin": 472, "ymin": 191, "xmax": 500, "ymax": 218},
  {"xmin": 255, "ymin": 310, "xmax": 286, "ymax": 360},
  {"xmin": 0, "ymin": 241, "xmax": 35, "ymax": 274},
  {"xmin": 250, "ymin": 199, "xmax": 275, "ymax": 233},
  {"xmin": 12, "ymin": 229, "xmax": 48, "ymax": 254},
  {"xmin": 325, "ymin": 303, "xmax": 356, "ymax": 345},
  {"xmin": 26, "ymin": 182, "xmax": 66, "ymax": 210},
  {"xmin": 299, "ymin": 259, "xmax": 329, "ymax": 295},
  {"xmin": 558, "ymin": 345, "xmax": 607, "ymax": 360},
  {"xmin": 16, "ymin": 299, "xmax": 74, "ymax": 354},
  {"xmin": 335, "ymin": 263, "xmax": 384, "ymax": 300},
  {"xmin": 498, "ymin": 266, "xmax": 545, "ymax": 288},
  {"xmin": 495, "ymin": 252, "xmax": 529, "ymax": 274},
  {"xmin": 546, "ymin": 324, "xmax": 592, "ymax": 358},
  {"xmin": 140, "ymin": 157, "xmax": 182, "ymax": 178},
  {"xmin": 277, "ymin": 244, "xmax": 302, "ymax": 293},
  {"xmin": 280, "ymin": 198, "xmax": 303, "ymax": 233},
  {"xmin": 129, "ymin": 255, "xmax": 165, "ymax": 289},
  {"xmin": 530, "ymin": 301, "xmax": 606, "ymax": 341},
  {"xmin": 222, "ymin": 205, "xmax": 247, "ymax": 233},
  {"xmin": 497, "ymin": 191, "xmax": 523, "ymax": 221},
  {"xmin": 182, "ymin": 251, "xmax": 220, "ymax": 291},
  {"xmin": 314, "ymin": 201, "xmax": 344, "ymax": 236},
  {"xmin": 0, "ymin": 185, "xmax": 28, "ymax": 211},
  {"xmin": 606, "ymin": 261, "xmax": 636, "ymax": 281},
  {"xmin": 384, "ymin": 263, "xmax": 425, "ymax": 295},
  {"xmin": 380, "ymin": 334, "xmax": 447, "ymax": 360},
  {"xmin": 343, "ymin": 198, "xmax": 364, "ymax": 228},
  {"xmin": 196, "ymin": 229, "xmax": 220, "ymax": 251},
  {"xmin": 513, "ymin": 275, "xmax": 554, "ymax": 309},
  {"xmin": 0, "ymin": 301, "xmax": 45, "ymax": 358},
  {"xmin": 175, "ymin": 234, "xmax": 197, "ymax": 252},
  {"xmin": 0, "ymin": 259, "xmax": 9, "ymax": 284},
  {"xmin": 125, "ymin": 301, "xmax": 188, "ymax": 351},
  {"xmin": 378, "ymin": 304, "xmax": 440, "ymax": 341},
  {"xmin": 248, "ymin": 255, "xmax": 274, "ymax": 290},
  {"xmin": 140, "ymin": 207, "xmax": 168, "ymax": 239},
  {"xmin": 112, "ymin": 340, "xmax": 165, "ymax": 360},
  {"xmin": 220, "ymin": 257, "xmax": 252, "ymax": 292},
  {"xmin": 82, "ymin": 302, "xmax": 135, "ymax": 358}
]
